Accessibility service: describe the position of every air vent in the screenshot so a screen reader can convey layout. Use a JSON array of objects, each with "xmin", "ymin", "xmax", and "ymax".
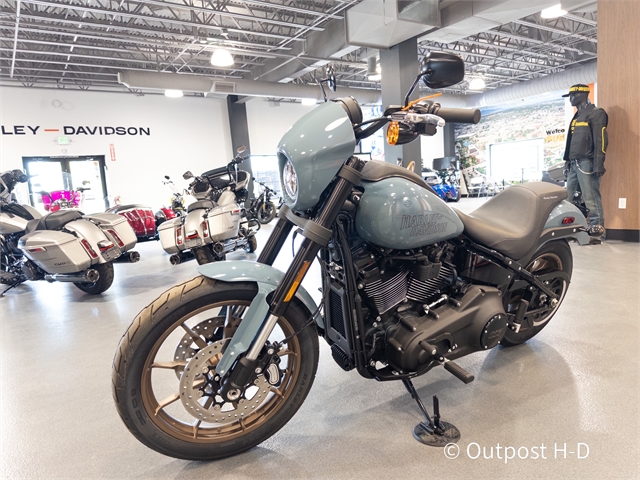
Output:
[{"xmin": 213, "ymin": 81, "xmax": 236, "ymax": 94}]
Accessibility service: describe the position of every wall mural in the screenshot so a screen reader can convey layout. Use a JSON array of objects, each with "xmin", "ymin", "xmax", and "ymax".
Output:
[{"xmin": 454, "ymin": 99, "xmax": 567, "ymax": 183}]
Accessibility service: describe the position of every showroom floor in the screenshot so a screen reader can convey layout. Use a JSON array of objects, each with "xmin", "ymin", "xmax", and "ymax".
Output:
[{"xmin": 1, "ymin": 198, "xmax": 638, "ymax": 479}]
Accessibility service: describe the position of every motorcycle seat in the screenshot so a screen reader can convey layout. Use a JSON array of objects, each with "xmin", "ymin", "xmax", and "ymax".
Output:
[
  {"xmin": 361, "ymin": 160, "xmax": 434, "ymax": 193},
  {"xmin": 187, "ymin": 200, "xmax": 216, "ymax": 213},
  {"xmin": 107, "ymin": 204, "xmax": 152, "ymax": 213},
  {"xmin": 25, "ymin": 210, "xmax": 84, "ymax": 233},
  {"xmin": 453, "ymin": 182, "xmax": 567, "ymax": 260}
]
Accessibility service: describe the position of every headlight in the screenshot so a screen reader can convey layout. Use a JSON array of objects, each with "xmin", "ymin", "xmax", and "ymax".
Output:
[{"xmin": 282, "ymin": 158, "xmax": 298, "ymax": 203}]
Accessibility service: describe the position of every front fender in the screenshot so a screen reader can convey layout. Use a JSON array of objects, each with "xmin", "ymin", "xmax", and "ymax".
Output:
[{"xmin": 197, "ymin": 260, "xmax": 319, "ymax": 377}]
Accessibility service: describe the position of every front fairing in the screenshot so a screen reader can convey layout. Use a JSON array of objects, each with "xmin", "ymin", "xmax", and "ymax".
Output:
[{"xmin": 277, "ymin": 102, "xmax": 356, "ymax": 212}]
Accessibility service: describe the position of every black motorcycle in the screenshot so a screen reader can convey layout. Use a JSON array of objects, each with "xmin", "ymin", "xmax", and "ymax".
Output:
[{"xmin": 248, "ymin": 179, "xmax": 279, "ymax": 224}]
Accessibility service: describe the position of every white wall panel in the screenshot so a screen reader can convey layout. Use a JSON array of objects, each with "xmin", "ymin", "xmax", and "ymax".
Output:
[
  {"xmin": 246, "ymin": 98, "xmax": 316, "ymax": 155},
  {"xmin": 0, "ymin": 87, "xmax": 232, "ymax": 209}
]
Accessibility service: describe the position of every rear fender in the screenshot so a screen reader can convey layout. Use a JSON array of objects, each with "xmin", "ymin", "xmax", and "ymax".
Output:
[
  {"xmin": 63, "ymin": 219, "xmax": 112, "ymax": 264},
  {"xmin": 519, "ymin": 200, "xmax": 589, "ymax": 263},
  {"xmin": 197, "ymin": 260, "xmax": 319, "ymax": 377}
]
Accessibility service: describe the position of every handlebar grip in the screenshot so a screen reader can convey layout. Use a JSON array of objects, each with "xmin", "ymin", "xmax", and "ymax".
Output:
[{"xmin": 434, "ymin": 107, "xmax": 481, "ymax": 124}]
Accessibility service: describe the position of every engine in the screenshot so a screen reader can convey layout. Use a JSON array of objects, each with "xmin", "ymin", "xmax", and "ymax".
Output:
[{"xmin": 323, "ymin": 239, "xmax": 508, "ymax": 374}]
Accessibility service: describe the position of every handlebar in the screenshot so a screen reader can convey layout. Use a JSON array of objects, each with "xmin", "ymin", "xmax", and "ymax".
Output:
[{"xmin": 431, "ymin": 106, "xmax": 481, "ymax": 125}]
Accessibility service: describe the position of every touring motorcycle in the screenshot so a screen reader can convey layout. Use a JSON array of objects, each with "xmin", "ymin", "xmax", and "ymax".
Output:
[
  {"xmin": 0, "ymin": 169, "xmax": 139, "ymax": 295},
  {"xmin": 157, "ymin": 152, "xmax": 259, "ymax": 265},
  {"xmin": 112, "ymin": 53, "xmax": 591, "ymax": 460}
]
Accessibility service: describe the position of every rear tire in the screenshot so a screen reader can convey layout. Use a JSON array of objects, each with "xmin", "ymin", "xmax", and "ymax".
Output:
[
  {"xmin": 73, "ymin": 262, "xmax": 114, "ymax": 294},
  {"xmin": 500, "ymin": 240, "xmax": 572, "ymax": 346},
  {"xmin": 245, "ymin": 235, "xmax": 258, "ymax": 253},
  {"xmin": 194, "ymin": 245, "xmax": 225, "ymax": 265},
  {"xmin": 450, "ymin": 188, "xmax": 461, "ymax": 202},
  {"xmin": 112, "ymin": 277, "xmax": 319, "ymax": 460}
]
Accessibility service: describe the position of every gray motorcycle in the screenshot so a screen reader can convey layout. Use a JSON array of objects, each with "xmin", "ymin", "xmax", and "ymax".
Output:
[
  {"xmin": 113, "ymin": 53, "xmax": 590, "ymax": 460},
  {"xmin": 0, "ymin": 169, "xmax": 139, "ymax": 295}
]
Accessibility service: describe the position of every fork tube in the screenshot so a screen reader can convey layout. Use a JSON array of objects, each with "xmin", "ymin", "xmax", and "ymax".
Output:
[
  {"xmin": 257, "ymin": 217, "xmax": 293, "ymax": 266},
  {"xmin": 268, "ymin": 156, "xmax": 364, "ymax": 317}
]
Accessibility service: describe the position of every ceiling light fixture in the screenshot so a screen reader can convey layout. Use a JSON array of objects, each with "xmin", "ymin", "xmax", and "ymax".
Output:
[
  {"xmin": 468, "ymin": 78, "xmax": 486, "ymax": 90},
  {"xmin": 541, "ymin": 3, "xmax": 567, "ymax": 19},
  {"xmin": 211, "ymin": 48, "xmax": 234, "ymax": 67},
  {"xmin": 367, "ymin": 56, "xmax": 381, "ymax": 81},
  {"xmin": 164, "ymin": 89, "xmax": 183, "ymax": 98},
  {"xmin": 301, "ymin": 98, "xmax": 317, "ymax": 106}
]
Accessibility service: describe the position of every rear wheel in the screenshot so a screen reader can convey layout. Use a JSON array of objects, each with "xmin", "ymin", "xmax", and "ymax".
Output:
[
  {"xmin": 194, "ymin": 245, "xmax": 226, "ymax": 265},
  {"xmin": 245, "ymin": 235, "xmax": 258, "ymax": 253},
  {"xmin": 449, "ymin": 187, "xmax": 461, "ymax": 202},
  {"xmin": 73, "ymin": 262, "xmax": 114, "ymax": 294},
  {"xmin": 112, "ymin": 277, "xmax": 319, "ymax": 460},
  {"xmin": 501, "ymin": 240, "xmax": 572, "ymax": 346}
]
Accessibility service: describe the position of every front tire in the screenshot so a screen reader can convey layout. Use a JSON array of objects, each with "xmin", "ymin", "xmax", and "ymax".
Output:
[
  {"xmin": 112, "ymin": 277, "xmax": 319, "ymax": 460},
  {"xmin": 257, "ymin": 202, "xmax": 277, "ymax": 224},
  {"xmin": 501, "ymin": 240, "xmax": 572, "ymax": 346},
  {"xmin": 73, "ymin": 262, "xmax": 114, "ymax": 294}
]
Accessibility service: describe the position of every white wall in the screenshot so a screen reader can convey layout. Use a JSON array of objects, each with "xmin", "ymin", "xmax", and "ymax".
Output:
[
  {"xmin": 0, "ymin": 87, "xmax": 232, "ymax": 209},
  {"xmin": 420, "ymin": 126, "xmax": 445, "ymax": 169},
  {"xmin": 245, "ymin": 98, "xmax": 317, "ymax": 155}
]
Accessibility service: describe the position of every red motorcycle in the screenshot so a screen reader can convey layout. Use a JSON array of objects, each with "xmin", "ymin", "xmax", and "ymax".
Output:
[{"xmin": 106, "ymin": 204, "xmax": 159, "ymax": 242}]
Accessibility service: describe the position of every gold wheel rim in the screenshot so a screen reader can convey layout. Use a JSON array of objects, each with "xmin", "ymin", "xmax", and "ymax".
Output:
[{"xmin": 140, "ymin": 299, "xmax": 301, "ymax": 444}]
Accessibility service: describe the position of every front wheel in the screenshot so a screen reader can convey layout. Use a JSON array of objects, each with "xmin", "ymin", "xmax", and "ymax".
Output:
[
  {"xmin": 112, "ymin": 277, "xmax": 319, "ymax": 460},
  {"xmin": 73, "ymin": 262, "xmax": 114, "ymax": 294},
  {"xmin": 501, "ymin": 240, "xmax": 572, "ymax": 346},
  {"xmin": 256, "ymin": 202, "xmax": 277, "ymax": 224}
]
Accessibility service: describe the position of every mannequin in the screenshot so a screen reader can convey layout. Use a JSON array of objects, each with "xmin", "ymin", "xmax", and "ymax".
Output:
[{"xmin": 562, "ymin": 84, "xmax": 608, "ymax": 243}]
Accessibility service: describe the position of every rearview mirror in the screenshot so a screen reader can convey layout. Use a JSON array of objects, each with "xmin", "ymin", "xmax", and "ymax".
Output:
[
  {"xmin": 183, "ymin": 171, "xmax": 193, "ymax": 180},
  {"xmin": 420, "ymin": 52, "xmax": 465, "ymax": 89},
  {"xmin": 164, "ymin": 175, "xmax": 170, "ymax": 180},
  {"xmin": 325, "ymin": 66, "xmax": 336, "ymax": 92}
]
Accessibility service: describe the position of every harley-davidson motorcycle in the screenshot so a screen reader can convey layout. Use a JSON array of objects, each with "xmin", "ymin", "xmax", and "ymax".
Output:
[
  {"xmin": 0, "ymin": 169, "xmax": 140, "ymax": 295},
  {"xmin": 112, "ymin": 53, "xmax": 591, "ymax": 460},
  {"xmin": 248, "ymin": 179, "xmax": 279, "ymax": 225},
  {"xmin": 157, "ymin": 152, "xmax": 259, "ymax": 265}
]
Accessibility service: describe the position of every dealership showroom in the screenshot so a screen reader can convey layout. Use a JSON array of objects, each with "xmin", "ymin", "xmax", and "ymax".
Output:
[{"xmin": 1, "ymin": 0, "xmax": 638, "ymax": 478}]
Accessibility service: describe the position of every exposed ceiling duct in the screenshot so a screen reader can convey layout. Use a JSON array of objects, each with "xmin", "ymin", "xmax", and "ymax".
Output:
[
  {"xmin": 422, "ymin": 0, "xmax": 596, "ymax": 43},
  {"xmin": 346, "ymin": 0, "xmax": 439, "ymax": 49},
  {"xmin": 435, "ymin": 61, "xmax": 597, "ymax": 108},
  {"xmin": 117, "ymin": 71, "xmax": 382, "ymax": 105}
]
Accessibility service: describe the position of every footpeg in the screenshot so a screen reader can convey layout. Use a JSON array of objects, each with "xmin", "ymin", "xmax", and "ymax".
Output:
[{"xmin": 443, "ymin": 360, "xmax": 475, "ymax": 384}]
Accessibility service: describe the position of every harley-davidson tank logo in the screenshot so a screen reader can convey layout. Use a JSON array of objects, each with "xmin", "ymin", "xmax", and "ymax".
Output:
[{"xmin": 400, "ymin": 213, "xmax": 448, "ymax": 236}]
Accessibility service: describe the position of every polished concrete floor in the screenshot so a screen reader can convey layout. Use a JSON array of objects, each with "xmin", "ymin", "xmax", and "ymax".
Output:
[{"xmin": 1, "ymin": 197, "xmax": 638, "ymax": 479}]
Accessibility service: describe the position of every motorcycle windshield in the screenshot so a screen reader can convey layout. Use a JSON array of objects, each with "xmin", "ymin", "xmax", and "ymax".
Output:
[{"xmin": 277, "ymin": 101, "xmax": 356, "ymax": 212}]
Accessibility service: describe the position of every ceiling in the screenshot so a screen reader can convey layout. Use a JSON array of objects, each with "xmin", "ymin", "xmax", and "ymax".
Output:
[{"xmin": 0, "ymin": 0, "xmax": 598, "ymax": 98}]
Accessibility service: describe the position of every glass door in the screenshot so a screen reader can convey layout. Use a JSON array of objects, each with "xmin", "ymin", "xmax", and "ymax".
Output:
[{"xmin": 22, "ymin": 156, "xmax": 109, "ymax": 214}]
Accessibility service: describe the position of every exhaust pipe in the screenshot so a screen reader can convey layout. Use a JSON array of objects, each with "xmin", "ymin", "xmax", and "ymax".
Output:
[
  {"xmin": 169, "ymin": 250, "xmax": 194, "ymax": 265},
  {"xmin": 45, "ymin": 269, "xmax": 99, "ymax": 283},
  {"xmin": 115, "ymin": 251, "xmax": 141, "ymax": 263}
]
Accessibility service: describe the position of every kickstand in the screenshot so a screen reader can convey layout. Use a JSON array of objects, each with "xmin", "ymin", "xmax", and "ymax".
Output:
[
  {"xmin": 0, "ymin": 281, "xmax": 21, "ymax": 297},
  {"xmin": 402, "ymin": 378, "xmax": 461, "ymax": 447}
]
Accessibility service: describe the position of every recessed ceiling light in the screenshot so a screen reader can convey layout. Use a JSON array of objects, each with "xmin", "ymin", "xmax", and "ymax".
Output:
[
  {"xmin": 301, "ymin": 98, "xmax": 317, "ymax": 106},
  {"xmin": 211, "ymin": 48, "xmax": 234, "ymax": 67},
  {"xmin": 541, "ymin": 3, "xmax": 567, "ymax": 19},
  {"xmin": 165, "ymin": 89, "xmax": 183, "ymax": 98}
]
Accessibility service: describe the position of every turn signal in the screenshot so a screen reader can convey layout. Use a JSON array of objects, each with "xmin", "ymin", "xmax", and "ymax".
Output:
[
  {"xmin": 80, "ymin": 239, "xmax": 98, "ymax": 259},
  {"xmin": 107, "ymin": 229, "xmax": 125, "ymax": 248},
  {"xmin": 562, "ymin": 217, "xmax": 575, "ymax": 225},
  {"xmin": 201, "ymin": 221, "xmax": 209, "ymax": 239},
  {"xmin": 176, "ymin": 226, "xmax": 183, "ymax": 246},
  {"xmin": 387, "ymin": 121, "xmax": 400, "ymax": 145}
]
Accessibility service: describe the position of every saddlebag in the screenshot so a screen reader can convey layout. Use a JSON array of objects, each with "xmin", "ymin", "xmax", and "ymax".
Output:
[
  {"xmin": 18, "ymin": 230, "xmax": 91, "ymax": 274},
  {"xmin": 206, "ymin": 204, "xmax": 241, "ymax": 242},
  {"xmin": 158, "ymin": 217, "xmax": 181, "ymax": 254},
  {"xmin": 84, "ymin": 213, "xmax": 137, "ymax": 251}
]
